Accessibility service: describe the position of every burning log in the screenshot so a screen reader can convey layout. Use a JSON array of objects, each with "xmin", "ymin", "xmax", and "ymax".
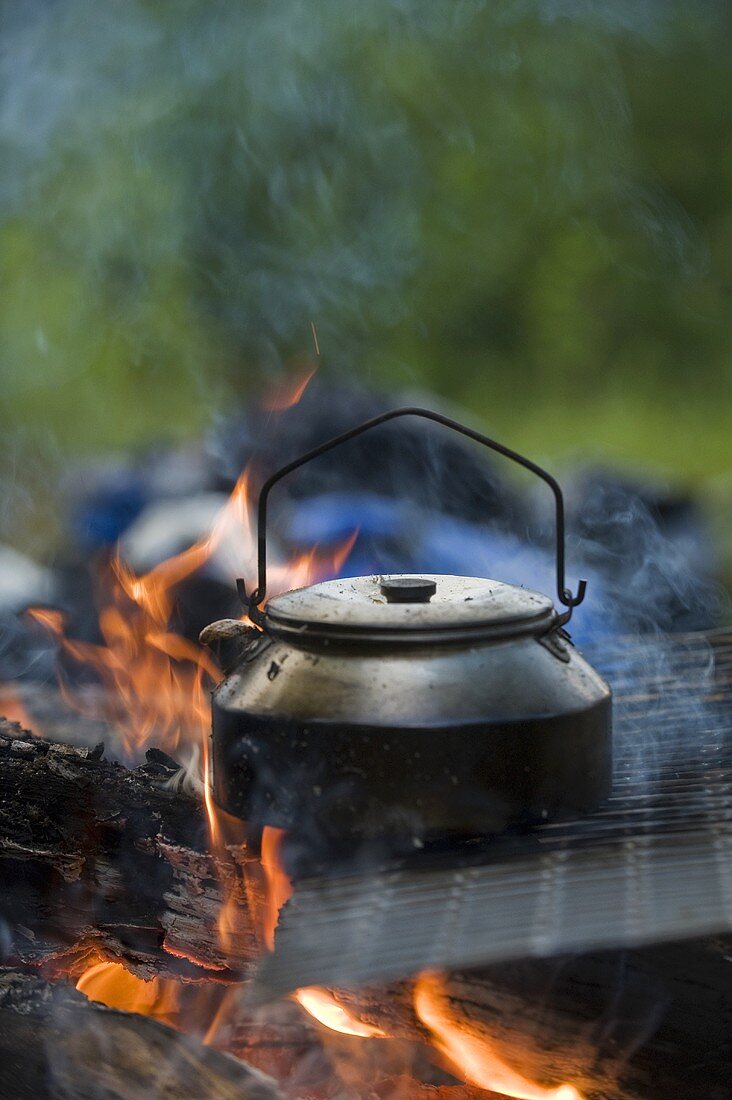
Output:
[
  {"xmin": 0, "ymin": 719, "xmax": 262, "ymax": 980},
  {"xmin": 0, "ymin": 970, "xmax": 282, "ymax": 1099},
  {"xmin": 2, "ymin": 715, "xmax": 730, "ymax": 1100},
  {"xmin": 302, "ymin": 938, "xmax": 732, "ymax": 1100},
  {"xmin": 437, "ymin": 945, "xmax": 732, "ymax": 1100}
]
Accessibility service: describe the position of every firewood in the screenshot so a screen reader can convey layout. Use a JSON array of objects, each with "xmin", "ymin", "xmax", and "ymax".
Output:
[
  {"xmin": 215, "ymin": 942, "xmax": 732, "ymax": 1100},
  {"xmin": 0, "ymin": 719, "xmax": 261, "ymax": 980},
  {"xmin": 0, "ymin": 969, "xmax": 282, "ymax": 1100},
  {"xmin": 324, "ymin": 938, "xmax": 732, "ymax": 1100},
  {"xmin": 2, "ymin": 717, "xmax": 730, "ymax": 1100}
]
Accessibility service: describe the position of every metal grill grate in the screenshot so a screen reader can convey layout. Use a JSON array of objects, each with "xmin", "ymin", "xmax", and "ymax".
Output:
[{"xmin": 253, "ymin": 631, "xmax": 732, "ymax": 1000}]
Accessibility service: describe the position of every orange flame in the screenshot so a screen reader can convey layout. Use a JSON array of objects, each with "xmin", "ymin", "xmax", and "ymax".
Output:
[
  {"xmin": 27, "ymin": 573, "xmax": 217, "ymax": 760},
  {"xmin": 28, "ymin": 386, "xmax": 590, "ymax": 1099},
  {"xmin": 294, "ymin": 987, "xmax": 385, "ymax": 1038},
  {"xmin": 414, "ymin": 972, "xmax": 584, "ymax": 1100},
  {"xmin": 260, "ymin": 826, "xmax": 293, "ymax": 952},
  {"xmin": 0, "ymin": 684, "xmax": 38, "ymax": 733},
  {"xmin": 35, "ymin": 389, "xmax": 363, "ymax": 1060},
  {"xmin": 202, "ymin": 986, "xmax": 239, "ymax": 1047},
  {"xmin": 202, "ymin": 732, "xmax": 221, "ymax": 850},
  {"xmin": 76, "ymin": 960, "xmax": 179, "ymax": 1023},
  {"xmin": 262, "ymin": 362, "xmax": 318, "ymax": 411},
  {"xmin": 26, "ymin": 606, "xmax": 65, "ymax": 635},
  {"xmin": 258, "ymin": 825, "xmax": 386, "ymax": 1042},
  {"xmin": 25, "ymin": 463, "xmax": 355, "ymax": 760}
]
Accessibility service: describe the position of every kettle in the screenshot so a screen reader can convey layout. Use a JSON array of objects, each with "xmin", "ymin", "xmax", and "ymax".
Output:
[{"xmin": 202, "ymin": 408, "xmax": 611, "ymax": 844}]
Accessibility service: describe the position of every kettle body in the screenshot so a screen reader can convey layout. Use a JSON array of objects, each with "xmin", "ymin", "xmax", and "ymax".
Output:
[
  {"xmin": 204, "ymin": 406, "xmax": 613, "ymax": 845},
  {"xmin": 210, "ymin": 573, "xmax": 611, "ymax": 841}
]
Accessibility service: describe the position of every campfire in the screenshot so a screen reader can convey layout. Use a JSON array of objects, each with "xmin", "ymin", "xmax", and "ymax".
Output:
[{"xmin": 1, "ymin": 384, "xmax": 730, "ymax": 1100}]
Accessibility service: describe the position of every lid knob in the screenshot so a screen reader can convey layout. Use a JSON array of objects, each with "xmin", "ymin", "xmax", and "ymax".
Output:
[{"xmin": 380, "ymin": 577, "xmax": 437, "ymax": 604}]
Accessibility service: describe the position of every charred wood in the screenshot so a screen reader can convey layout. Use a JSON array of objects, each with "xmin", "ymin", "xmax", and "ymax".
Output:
[
  {"xmin": 2, "ymin": 718, "xmax": 730, "ymax": 1100},
  {"xmin": 327, "ymin": 937, "xmax": 732, "ymax": 1100},
  {"xmin": 0, "ymin": 719, "xmax": 261, "ymax": 980},
  {"xmin": 0, "ymin": 970, "xmax": 282, "ymax": 1100}
]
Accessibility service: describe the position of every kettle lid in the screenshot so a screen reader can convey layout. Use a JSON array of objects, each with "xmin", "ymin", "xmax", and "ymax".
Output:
[{"xmin": 265, "ymin": 573, "xmax": 555, "ymax": 644}]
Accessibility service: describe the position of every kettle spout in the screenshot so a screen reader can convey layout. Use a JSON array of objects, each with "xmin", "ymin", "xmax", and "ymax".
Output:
[{"xmin": 199, "ymin": 619, "xmax": 260, "ymax": 675}]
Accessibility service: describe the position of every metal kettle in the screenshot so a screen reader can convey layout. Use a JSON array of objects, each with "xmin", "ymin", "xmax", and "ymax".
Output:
[{"xmin": 203, "ymin": 408, "xmax": 612, "ymax": 844}]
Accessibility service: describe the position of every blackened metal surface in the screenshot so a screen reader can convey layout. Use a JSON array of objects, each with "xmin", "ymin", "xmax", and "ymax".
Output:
[
  {"xmin": 380, "ymin": 576, "xmax": 437, "ymax": 603},
  {"xmin": 211, "ymin": 606, "xmax": 612, "ymax": 836},
  {"xmin": 213, "ymin": 698, "xmax": 611, "ymax": 840},
  {"xmin": 252, "ymin": 631, "xmax": 732, "ymax": 999}
]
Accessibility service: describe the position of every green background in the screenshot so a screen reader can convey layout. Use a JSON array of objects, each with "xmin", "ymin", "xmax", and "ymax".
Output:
[{"xmin": 2, "ymin": 2, "xmax": 731, "ymax": 553}]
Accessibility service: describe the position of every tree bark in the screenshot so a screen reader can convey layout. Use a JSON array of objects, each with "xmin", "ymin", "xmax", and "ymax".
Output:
[{"xmin": 0, "ymin": 970, "xmax": 282, "ymax": 1100}]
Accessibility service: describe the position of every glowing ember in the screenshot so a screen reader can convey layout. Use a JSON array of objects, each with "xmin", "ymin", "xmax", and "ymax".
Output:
[
  {"xmin": 414, "ymin": 972, "xmax": 584, "ymax": 1100},
  {"xmin": 76, "ymin": 960, "xmax": 179, "ymax": 1023}
]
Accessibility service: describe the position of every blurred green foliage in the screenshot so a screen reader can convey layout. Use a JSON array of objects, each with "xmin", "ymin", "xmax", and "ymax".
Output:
[{"xmin": 1, "ymin": 0, "xmax": 731, "ymax": 510}]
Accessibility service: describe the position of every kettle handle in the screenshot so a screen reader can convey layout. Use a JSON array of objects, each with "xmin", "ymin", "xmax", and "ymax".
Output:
[{"xmin": 239, "ymin": 406, "xmax": 586, "ymax": 626}]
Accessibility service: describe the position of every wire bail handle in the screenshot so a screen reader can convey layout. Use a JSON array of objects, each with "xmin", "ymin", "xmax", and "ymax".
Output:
[{"xmin": 238, "ymin": 407, "xmax": 587, "ymax": 627}]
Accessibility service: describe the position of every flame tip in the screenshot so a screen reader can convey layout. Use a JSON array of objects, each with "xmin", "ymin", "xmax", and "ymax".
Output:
[{"xmin": 414, "ymin": 972, "xmax": 585, "ymax": 1100}]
